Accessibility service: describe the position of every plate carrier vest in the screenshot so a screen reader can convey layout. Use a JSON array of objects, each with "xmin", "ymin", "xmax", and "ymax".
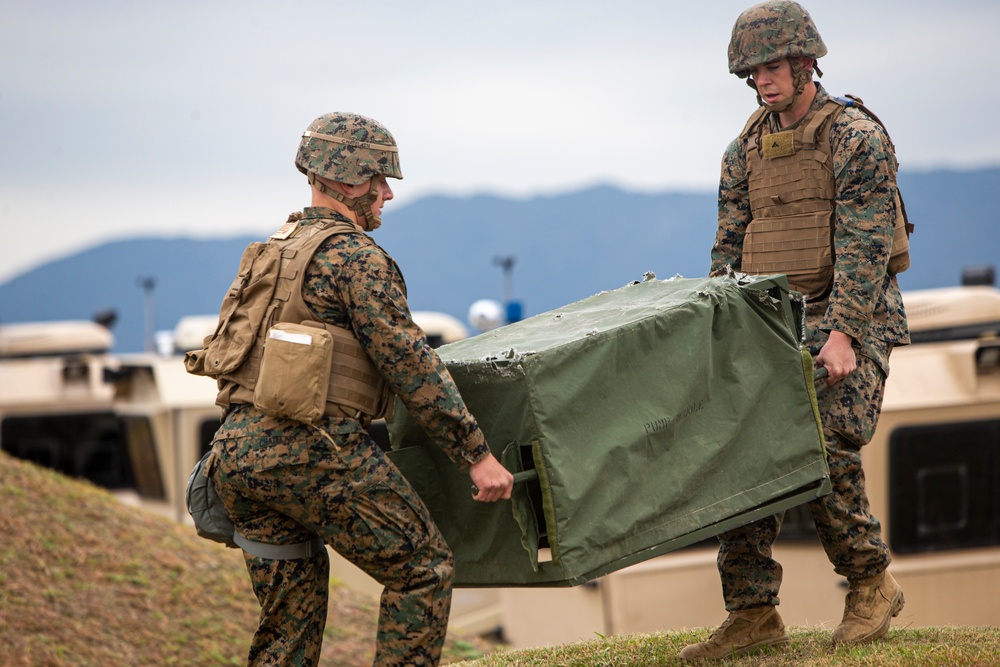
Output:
[
  {"xmin": 739, "ymin": 95, "xmax": 912, "ymax": 299},
  {"xmin": 185, "ymin": 216, "xmax": 394, "ymax": 423}
]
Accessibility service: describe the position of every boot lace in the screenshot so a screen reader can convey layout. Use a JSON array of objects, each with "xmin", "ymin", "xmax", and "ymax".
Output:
[{"xmin": 708, "ymin": 614, "xmax": 736, "ymax": 641}]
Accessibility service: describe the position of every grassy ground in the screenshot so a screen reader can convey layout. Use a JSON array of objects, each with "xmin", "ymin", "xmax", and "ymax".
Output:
[
  {"xmin": 4, "ymin": 451, "xmax": 998, "ymax": 666},
  {"xmin": 453, "ymin": 626, "xmax": 1000, "ymax": 666},
  {"xmin": 0, "ymin": 452, "xmax": 489, "ymax": 666}
]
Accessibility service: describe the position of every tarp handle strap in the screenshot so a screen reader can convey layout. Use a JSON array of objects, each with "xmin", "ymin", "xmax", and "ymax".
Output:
[
  {"xmin": 813, "ymin": 366, "xmax": 829, "ymax": 380},
  {"xmin": 472, "ymin": 469, "xmax": 538, "ymax": 496},
  {"xmin": 513, "ymin": 470, "xmax": 539, "ymax": 484}
]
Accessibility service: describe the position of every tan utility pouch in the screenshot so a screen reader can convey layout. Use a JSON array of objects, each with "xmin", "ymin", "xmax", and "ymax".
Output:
[
  {"xmin": 254, "ymin": 322, "xmax": 333, "ymax": 424},
  {"xmin": 185, "ymin": 242, "xmax": 281, "ymax": 378},
  {"xmin": 887, "ymin": 190, "xmax": 912, "ymax": 276},
  {"xmin": 743, "ymin": 210, "xmax": 834, "ymax": 299}
]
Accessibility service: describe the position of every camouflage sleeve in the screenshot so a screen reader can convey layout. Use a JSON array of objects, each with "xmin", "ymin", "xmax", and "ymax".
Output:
[
  {"xmin": 311, "ymin": 241, "xmax": 489, "ymax": 467},
  {"xmin": 711, "ymin": 137, "xmax": 752, "ymax": 275},
  {"xmin": 821, "ymin": 113, "xmax": 897, "ymax": 340}
]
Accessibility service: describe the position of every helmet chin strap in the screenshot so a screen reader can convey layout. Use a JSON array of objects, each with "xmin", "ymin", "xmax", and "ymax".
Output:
[{"xmin": 307, "ymin": 173, "xmax": 382, "ymax": 231}]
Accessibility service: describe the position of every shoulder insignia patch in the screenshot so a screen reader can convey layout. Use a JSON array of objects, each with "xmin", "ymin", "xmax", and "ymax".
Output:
[{"xmin": 270, "ymin": 220, "xmax": 299, "ymax": 240}]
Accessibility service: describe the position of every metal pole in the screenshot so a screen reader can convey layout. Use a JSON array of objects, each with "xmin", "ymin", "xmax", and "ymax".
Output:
[
  {"xmin": 492, "ymin": 255, "xmax": 516, "ymax": 303},
  {"xmin": 137, "ymin": 276, "xmax": 156, "ymax": 352}
]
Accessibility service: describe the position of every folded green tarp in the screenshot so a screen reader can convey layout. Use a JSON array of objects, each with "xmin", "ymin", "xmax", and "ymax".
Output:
[{"xmin": 387, "ymin": 274, "xmax": 830, "ymax": 587}]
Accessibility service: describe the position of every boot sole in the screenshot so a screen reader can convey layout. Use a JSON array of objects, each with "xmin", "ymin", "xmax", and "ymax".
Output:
[
  {"xmin": 731, "ymin": 634, "xmax": 791, "ymax": 658},
  {"xmin": 833, "ymin": 589, "xmax": 905, "ymax": 646}
]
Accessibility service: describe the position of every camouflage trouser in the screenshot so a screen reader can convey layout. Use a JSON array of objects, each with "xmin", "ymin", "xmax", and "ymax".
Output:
[
  {"xmin": 717, "ymin": 353, "xmax": 891, "ymax": 610},
  {"xmin": 212, "ymin": 426, "xmax": 454, "ymax": 667}
]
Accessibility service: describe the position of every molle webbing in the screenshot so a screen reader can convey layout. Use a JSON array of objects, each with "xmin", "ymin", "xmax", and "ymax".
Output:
[
  {"xmin": 741, "ymin": 215, "xmax": 831, "ymax": 272},
  {"xmin": 746, "ymin": 100, "xmax": 837, "ymax": 211},
  {"xmin": 324, "ymin": 324, "xmax": 392, "ymax": 418}
]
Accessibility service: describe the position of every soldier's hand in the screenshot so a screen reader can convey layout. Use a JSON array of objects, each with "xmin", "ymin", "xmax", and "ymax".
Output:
[
  {"xmin": 815, "ymin": 330, "xmax": 857, "ymax": 386},
  {"xmin": 469, "ymin": 454, "xmax": 514, "ymax": 502}
]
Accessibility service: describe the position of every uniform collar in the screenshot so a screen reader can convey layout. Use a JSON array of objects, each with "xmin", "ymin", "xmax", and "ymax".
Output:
[{"xmin": 300, "ymin": 207, "xmax": 356, "ymax": 226}]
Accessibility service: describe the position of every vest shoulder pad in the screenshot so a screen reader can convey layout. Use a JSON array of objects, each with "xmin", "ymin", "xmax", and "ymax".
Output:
[{"xmin": 739, "ymin": 105, "xmax": 770, "ymax": 141}]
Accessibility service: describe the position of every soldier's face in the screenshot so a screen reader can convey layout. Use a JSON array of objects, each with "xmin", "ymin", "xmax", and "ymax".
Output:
[
  {"xmin": 369, "ymin": 175, "xmax": 393, "ymax": 219},
  {"xmin": 748, "ymin": 58, "xmax": 795, "ymax": 107},
  {"xmin": 344, "ymin": 175, "xmax": 393, "ymax": 218}
]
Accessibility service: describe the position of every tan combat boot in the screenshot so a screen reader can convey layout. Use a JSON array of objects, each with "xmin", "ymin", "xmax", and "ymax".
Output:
[
  {"xmin": 679, "ymin": 606, "xmax": 789, "ymax": 662},
  {"xmin": 832, "ymin": 570, "xmax": 905, "ymax": 646}
]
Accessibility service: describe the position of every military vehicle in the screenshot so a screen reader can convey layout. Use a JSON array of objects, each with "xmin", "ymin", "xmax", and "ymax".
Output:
[
  {"xmin": 2, "ymin": 278, "xmax": 998, "ymax": 646},
  {"xmin": 0, "ymin": 317, "xmax": 222, "ymax": 522},
  {"xmin": 0, "ymin": 311, "xmax": 467, "ymax": 523}
]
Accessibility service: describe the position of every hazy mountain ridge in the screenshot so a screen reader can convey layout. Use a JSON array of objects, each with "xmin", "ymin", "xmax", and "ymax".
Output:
[{"xmin": 1, "ymin": 168, "xmax": 997, "ymax": 352}]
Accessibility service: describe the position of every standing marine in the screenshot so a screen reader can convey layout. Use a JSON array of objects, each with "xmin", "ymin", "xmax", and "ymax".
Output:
[
  {"xmin": 680, "ymin": 1, "xmax": 911, "ymax": 660},
  {"xmin": 186, "ymin": 112, "xmax": 514, "ymax": 667}
]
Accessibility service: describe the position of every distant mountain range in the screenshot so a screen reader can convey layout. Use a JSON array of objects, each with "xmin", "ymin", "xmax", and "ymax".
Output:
[{"xmin": 2, "ymin": 168, "xmax": 998, "ymax": 352}]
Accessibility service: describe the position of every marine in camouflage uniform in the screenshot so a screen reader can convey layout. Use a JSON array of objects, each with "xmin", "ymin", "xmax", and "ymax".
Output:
[
  {"xmin": 205, "ymin": 113, "xmax": 514, "ymax": 667},
  {"xmin": 680, "ymin": 1, "xmax": 909, "ymax": 660}
]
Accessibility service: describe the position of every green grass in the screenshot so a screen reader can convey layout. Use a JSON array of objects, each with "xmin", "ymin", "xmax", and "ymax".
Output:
[{"xmin": 452, "ymin": 626, "xmax": 1000, "ymax": 666}]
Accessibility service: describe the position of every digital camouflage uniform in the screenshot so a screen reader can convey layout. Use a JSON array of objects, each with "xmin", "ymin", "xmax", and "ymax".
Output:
[
  {"xmin": 211, "ymin": 206, "xmax": 490, "ymax": 666},
  {"xmin": 709, "ymin": 83, "xmax": 909, "ymax": 610}
]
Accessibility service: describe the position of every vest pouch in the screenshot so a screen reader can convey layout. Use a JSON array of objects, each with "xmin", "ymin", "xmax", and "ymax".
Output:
[
  {"xmin": 887, "ymin": 190, "xmax": 911, "ymax": 276},
  {"xmin": 887, "ymin": 228, "xmax": 910, "ymax": 275},
  {"xmin": 184, "ymin": 346, "xmax": 209, "ymax": 376},
  {"xmin": 743, "ymin": 210, "xmax": 834, "ymax": 300},
  {"xmin": 254, "ymin": 322, "xmax": 334, "ymax": 425},
  {"xmin": 185, "ymin": 448, "xmax": 237, "ymax": 548},
  {"xmin": 186, "ymin": 242, "xmax": 282, "ymax": 378}
]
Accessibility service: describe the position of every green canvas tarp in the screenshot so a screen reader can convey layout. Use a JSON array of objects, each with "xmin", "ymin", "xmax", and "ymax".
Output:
[{"xmin": 386, "ymin": 274, "xmax": 830, "ymax": 587}]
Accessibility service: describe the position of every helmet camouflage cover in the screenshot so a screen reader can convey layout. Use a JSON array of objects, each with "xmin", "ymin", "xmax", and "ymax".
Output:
[
  {"xmin": 295, "ymin": 112, "xmax": 403, "ymax": 185},
  {"xmin": 728, "ymin": 0, "xmax": 827, "ymax": 78}
]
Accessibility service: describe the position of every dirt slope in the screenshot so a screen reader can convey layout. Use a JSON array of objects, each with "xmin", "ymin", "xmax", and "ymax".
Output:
[{"xmin": 0, "ymin": 452, "xmax": 487, "ymax": 666}]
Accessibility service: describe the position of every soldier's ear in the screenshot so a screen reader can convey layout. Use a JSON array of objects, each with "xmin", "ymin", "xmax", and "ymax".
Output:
[{"xmin": 316, "ymin": 174, "xmax": 359, "ymax": 197}]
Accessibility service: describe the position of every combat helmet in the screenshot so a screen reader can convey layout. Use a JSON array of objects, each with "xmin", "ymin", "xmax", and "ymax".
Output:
[
  {"xmin": 295, "ymin": 112, "xmax": 403, "ymax": 230},
  {"xmin": 727, "ymin": 0, "xmax": 826, "ymax": 78}
]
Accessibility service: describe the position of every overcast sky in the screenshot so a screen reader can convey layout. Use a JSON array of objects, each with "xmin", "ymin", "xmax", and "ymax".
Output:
[{"xmin": 1, "ymin": 0, "xmax": 998, "ymax": 285}]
